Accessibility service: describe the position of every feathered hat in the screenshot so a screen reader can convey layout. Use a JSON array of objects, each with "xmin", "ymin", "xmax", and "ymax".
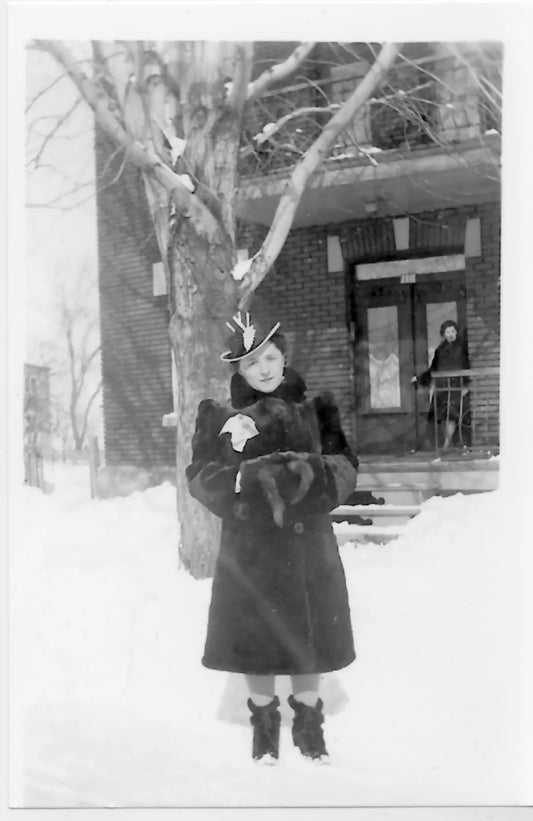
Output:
[{"xmin": 220, "ymin": 311, "xmax": 281, "ymax": 363}]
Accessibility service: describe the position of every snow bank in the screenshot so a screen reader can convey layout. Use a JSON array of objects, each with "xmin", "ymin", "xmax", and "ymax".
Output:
[
  {"xmin": 339, "ymin": 491, "xmax": 526, "ymax": 802},
  {"xmin": 9, "ymin": 478, "xmax": 530, "ymax": 807}
]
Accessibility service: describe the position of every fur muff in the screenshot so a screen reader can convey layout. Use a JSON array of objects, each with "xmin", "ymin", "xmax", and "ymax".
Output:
[
  {"xmin": 238, "ymin": 451, "xmax": 327, "ymax": 528},
  {"xmin": 186, "ymin": 368, "xmax": 358, "ymax": 676}
]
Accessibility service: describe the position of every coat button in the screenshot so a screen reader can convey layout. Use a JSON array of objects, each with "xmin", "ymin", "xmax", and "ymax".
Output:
[{"xmin": 294, "ymin": 522, "xmax": 304, "ymax": 534}]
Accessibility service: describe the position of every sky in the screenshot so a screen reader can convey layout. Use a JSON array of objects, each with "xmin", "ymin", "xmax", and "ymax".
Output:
[
  {"xmin": 25, "ymin": 43, "xmax": 98, "ymax": 360},
  {"xmin": 23, "ymin": 42, "xmax": 103, "ymax": 443}
]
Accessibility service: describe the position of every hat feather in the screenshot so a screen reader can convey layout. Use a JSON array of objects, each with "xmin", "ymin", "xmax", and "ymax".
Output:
[{"xmin": 243, "ymin": 324, "xmax": 256, "ymax": 352}]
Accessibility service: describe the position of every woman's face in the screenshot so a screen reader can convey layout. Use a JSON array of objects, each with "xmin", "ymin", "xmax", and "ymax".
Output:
[
  {"xmin": 238, "ymin": 342, "xmax": 285, "ymax": 393},
  {"xmin": 443, "ymin": 325, "xmax": 458, "ymax": 343}
]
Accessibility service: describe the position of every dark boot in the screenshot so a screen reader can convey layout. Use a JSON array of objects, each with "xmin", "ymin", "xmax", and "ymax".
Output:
[
  {"xmin": 288, "ymin": 695, "xmax": 329, "ymax": 761},
  {"xmin": 247, "ymin": 696, "xmax": 281, "ymax": 762}
]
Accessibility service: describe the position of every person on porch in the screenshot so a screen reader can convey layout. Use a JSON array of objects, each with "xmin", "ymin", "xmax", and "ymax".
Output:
[{"xmin": 411, "ymin": 320, "xmax": 471, "ymax": 450}]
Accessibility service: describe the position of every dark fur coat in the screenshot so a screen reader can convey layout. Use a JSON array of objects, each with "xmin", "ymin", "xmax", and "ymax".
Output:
[
  {"xmin": 186, "ymin": 367, "xmax": 358, "ymax": 675},
  {"xmin": 417, "ymin": 339, "xmax": 470, "ymax": 422}
]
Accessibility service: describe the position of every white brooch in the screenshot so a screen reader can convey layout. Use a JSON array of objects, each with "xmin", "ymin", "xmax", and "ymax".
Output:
[{"xmin": 219, "ymin": 414, "xmax": 259, "ymax": 452}]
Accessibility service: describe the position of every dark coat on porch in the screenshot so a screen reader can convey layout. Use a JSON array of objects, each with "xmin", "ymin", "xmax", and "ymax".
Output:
[
  {"xmin": 417, "ymin": 338, "xmax": 470, "ymax": 423},
  {"xmin": 185, "ymin": 368, "xmax": 358, "ymax": 676}
]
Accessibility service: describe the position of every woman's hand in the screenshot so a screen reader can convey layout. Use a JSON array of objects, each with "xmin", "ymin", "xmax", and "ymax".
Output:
[{"xmin": 411, "ymin": 376, "xmax": 418, "ymax": 385}]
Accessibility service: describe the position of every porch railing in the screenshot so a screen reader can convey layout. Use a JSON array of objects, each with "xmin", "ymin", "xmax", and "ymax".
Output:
[
  {"xmin": 239, "ymin": 51, "xmax": 501, "ymax": 179},
  {"xmin": 429, "ymin": 367, "xmax": 499, "ymax": 452}
]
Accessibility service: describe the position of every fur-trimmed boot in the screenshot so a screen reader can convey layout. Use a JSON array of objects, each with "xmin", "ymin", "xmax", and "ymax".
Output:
[
  {"xmin": 288, "ymin": 695, "xmax": 330, "ymax": 762},
  {"xmin": 247, "ymin": 696, "xmax": 281, "ymax": 763}
]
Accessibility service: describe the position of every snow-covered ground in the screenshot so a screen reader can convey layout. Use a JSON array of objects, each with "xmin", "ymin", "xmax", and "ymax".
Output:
[{"xmin": 8, "ymin": 465, "xmax": 531, "ymax": 808}]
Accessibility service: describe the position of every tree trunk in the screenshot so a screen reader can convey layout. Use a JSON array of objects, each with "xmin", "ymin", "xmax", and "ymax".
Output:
[
  {"xmin": 170, "ymin": 219, "xmax": 237, "ymax": 578},
  {"xmin": 166, "ymin": 45, "xmax": 248, "ymax": 578}
]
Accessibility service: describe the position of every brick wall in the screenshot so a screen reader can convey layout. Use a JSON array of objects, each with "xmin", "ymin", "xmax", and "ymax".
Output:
[
  {"xmin": 465, "ymin": 202, "xmax": 501, "ymax": 445},
  {"xmin": 95, "ymin": 130, "xmax": 176, "ymax": 466}
]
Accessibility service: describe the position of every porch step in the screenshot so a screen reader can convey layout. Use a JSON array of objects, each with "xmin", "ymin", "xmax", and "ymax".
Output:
[
  {"xmin": 357, "ymin": 457, "xmax": 498, "ymax": 491},
  {"xmin": 334, "ymin": 520, "xmax": 406, "ymax": 546},
  {"xmin": 353, "ymin": 486, "xmax": 493, "ymax": 506},
  {"xmin": 331, "ymin": 503, "xmax": 420, "ymax": 528},
  {"xmin": 333, "ymin": 503, "xmax": 421, "ymax": 519}
]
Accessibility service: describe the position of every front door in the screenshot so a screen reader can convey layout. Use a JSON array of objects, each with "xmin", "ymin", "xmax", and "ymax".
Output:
[{"xmin": 352, "ymin": 269, "xmax": 467, "ymax": 454}]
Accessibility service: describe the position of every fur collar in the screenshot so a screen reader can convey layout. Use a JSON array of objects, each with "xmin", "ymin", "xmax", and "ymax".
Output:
[{"xmin": 230, "ymin": 366, "xmax": 307, "ymax": 409}]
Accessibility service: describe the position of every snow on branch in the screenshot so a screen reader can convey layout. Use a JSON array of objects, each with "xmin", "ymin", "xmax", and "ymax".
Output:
[
  {"xmin": 247, "ymin": 42, "xmax": 316, "ymax": 101},
  {"xmin": 231, "ymin": 254, "xmax": 254, "ymax": 281},
  {"xmin": 253, "ymin": 105, "xmax": 340, "ymax": 145},
  {"xmin": 238, "ymin": 42, "xmax": 401, "ymax": 310}
]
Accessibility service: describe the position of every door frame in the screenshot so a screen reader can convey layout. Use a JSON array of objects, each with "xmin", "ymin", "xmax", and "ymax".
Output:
[{"xmin": 347, "ymin": 254, "xmax": 468, "ymax": 454}]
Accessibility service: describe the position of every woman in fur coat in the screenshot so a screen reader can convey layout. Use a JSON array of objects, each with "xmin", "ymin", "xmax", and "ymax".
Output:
[{"xmin": 186, "ymin": 312, "xmax": 358, "ymax": 764}]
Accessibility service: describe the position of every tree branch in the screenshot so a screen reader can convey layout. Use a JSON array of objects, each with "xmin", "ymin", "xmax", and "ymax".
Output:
[
  {"xmin": 238, "ymin": 42, "xmax": 401, "ymax": 309},
  {"xmin": 26, "ymin": 143, "xmax": 125, "ymax": 209},
  {"xmin": 239, "ymin": 104, "xmax": 339, "ymax": 161},
  {"xmin": 227, "ymin": 42, "xmax": 254, "ymax": 111},
  {"xmin": 80, "ymin": 343, "xmax": 101, "ymax": 376},
  {"xmin": 247, "ymin": 42, "xmax": 316, "ymax": 101},
  {"xmin": 79, "ymin": 380, "xmax": 102, "ymax": 446},
  {"xmin": 27, "ymin": 95, "xmax": 84, "ymax": 170},
  {"xmin": 94, "ymin": 40, "xmax": 134, "ymax": 109},
  {"xmin": 65, "ymin": 324, "xmax": 79, "ymax": 401},
  {"xmin": 36, "ymin": 39, "xmax": 222, "ymax": 245},
  {"xmin": 447, "ymin": 44, "xmax": 502, "ymax": 114},
  {"xmin": 254, "ymin": 104, "xmax": 341, "ymax": 145},
  {"xmin": 25, "ymin": 71, "xmax": 68, "ymax": 114}
]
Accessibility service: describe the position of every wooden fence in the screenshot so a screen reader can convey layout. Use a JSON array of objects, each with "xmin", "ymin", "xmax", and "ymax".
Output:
[
  {"xmin": 23, "ymin": 446, "xmax": 45, "ymax": 490},
  {"xmin": 23, "ymin": 437, "xmax": 102, "ymax": 498}
]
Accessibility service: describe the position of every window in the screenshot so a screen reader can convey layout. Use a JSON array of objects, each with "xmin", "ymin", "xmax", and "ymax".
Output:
[{"xmin": 367, "ymin": 306, "xmax": 401, "ymax": 408}]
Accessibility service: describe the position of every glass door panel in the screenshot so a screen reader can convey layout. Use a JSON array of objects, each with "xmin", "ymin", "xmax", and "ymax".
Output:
[
  {"xmin": 367, "ymin": 306, "xmax": 401, "ymax": 408},
  {"xmin": 353, "ymin": 279, "xmax": 415, "ymax": 453}
]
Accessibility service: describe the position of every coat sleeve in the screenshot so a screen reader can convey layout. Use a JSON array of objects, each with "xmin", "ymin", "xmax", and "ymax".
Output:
[
  {"xmin": 185, "ymin": 400, "xmax": 240, "ymax": 519},
  {"xmin": 314, "ymin": 391, "xmax": 358, "ymax": 509},
  {"xmin": 416, "ymin": 347, "xmax": 439, "ymax": 387}
]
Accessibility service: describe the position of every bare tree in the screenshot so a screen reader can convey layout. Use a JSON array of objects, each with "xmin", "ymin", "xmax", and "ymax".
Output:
[
  {"xmin": 25, "ymin": 40, "xmax": 501, "ymax": 576},
  {"xmin": 59, "ymin": 293, "xmax": 102, "ymax": 452},
  {"xmin": 27, "ymin": 260, "xmax": 102, "ymax": 456}
]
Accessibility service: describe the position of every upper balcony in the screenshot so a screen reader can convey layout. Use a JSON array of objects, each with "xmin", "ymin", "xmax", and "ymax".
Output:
[{"xmin": 237, "ymin": 46, "xmax": 502, "ymax": 227}]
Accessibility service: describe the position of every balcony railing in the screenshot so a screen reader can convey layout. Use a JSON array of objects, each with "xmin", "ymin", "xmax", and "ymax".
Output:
[
  {"xmin": 239, "ymin": 51, "xmax": 501, "ymax": 179},
  {"xmin": 428, "ymin": 367, "xmax": 499, "ymax": 452}
]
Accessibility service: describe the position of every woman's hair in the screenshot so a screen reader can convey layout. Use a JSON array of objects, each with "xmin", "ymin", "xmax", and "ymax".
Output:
[
  {"xmin": 229, "ymin": 331, "xmax": 288, "ymax": 371},
  {"xmin": 270, "ymin": 331, "xmax": 288, "ymax": 356},
  {"xmin": 439, "ymin": 320, "xmax": 459, "ymax": 337}
]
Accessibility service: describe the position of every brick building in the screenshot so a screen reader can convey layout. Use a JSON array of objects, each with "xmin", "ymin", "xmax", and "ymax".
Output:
[{"xmin": 95, "ymin": 42, "xmax": 501, "ymax": 478}]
